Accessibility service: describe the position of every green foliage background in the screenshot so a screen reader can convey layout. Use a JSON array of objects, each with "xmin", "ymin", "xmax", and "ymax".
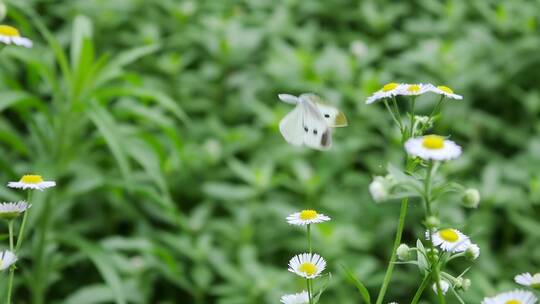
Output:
[{"xmin": 1, "ymin": 0, "xmax": 539, "ymax": 303}]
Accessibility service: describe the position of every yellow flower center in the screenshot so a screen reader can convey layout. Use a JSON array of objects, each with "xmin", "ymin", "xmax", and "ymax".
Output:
[
  {"xmin": 300, "ymin": 210, "xmax": 318, "ymax": 221},
  {"xmin": 422, "ymin": 135, "xmax": 445, "ymax": 150},
  {"xmin": 0, "ymin": 25, "xmax": 21, "ymax": 37},
  {"xmin": 299, "ymin": 262, "xmax": 317, "ymax": 276},
  {"xmin": 437, "ymin": 85, "xmax": 454, "ymax": 94},
  {"xmin": 505, "ymin": 300, "xmax": 521, "ymax": 304},
  {"xmin": 439, "ymin": 229, "xmax": 459, "ymax": 242},
  {"xmin": 408, "ymin": 84, "xmax": 420, "ymax": 93},
  {"xmin": 20, "ymin": 175, "xmax": 44, "ymax": 184},
  {"xmin": 382, "ymin": 83, "xmax": 398, "ymax": 92}
]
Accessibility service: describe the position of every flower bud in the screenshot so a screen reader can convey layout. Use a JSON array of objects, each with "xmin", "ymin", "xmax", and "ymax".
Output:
[
  {"xmin": 462, "ymin": 188, "xmax": 481, "ymax": 208},
  {"xmin": 426, "ymin": 248, "xmax": 439, "ymax": 261},
  {"xmin": 465, "ymin": 243, "xmax": 480, "ymax": 260},
  {"xmin": 425, "ymin": 216, "xmax": 440, "ymax": 229},
  {"xmin": 455, "ymin": 277, "xmax": 471, "ymax": 291},
  {"xmin": 432, "ymin": 280, "xmax": 450, "ymax": 294},
  {"xmin": 0, "ymin": 2, "xmax": 6, "ymax": 21},
  {"xmin": 369, "ymin": 176, "xmax": 388, "ymax": 203},
  {"xmin": 397, "ymin": 244, "xmax": 411, "ymax": 261}
]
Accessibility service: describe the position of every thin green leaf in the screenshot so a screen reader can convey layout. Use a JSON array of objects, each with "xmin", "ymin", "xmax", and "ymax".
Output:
[{"xmin": 341, "ymin": 264, "xmax": 371, "ymax": 304}]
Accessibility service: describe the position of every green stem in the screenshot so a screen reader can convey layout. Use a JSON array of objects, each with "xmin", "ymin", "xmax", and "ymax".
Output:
[
  {"xmin": 307, "ymin": 224, "xmax": 312, "ymax": 254},
  {"xmin": 423, "ymin": 161, "xmax": 445, "ymax": 304},
  {"xmin": 6, "ymin": 220, "xmax": 15, "ymax": 304},
  {"xmin": 391, "ymin": 97, "xmax": 402, "ymax": 124},
  {"xmin": 8, "ymin": 220, "xmax": 14, "ymax": 251},
  {"xmin": 410, "ymin": 274, "xmax": 431, "ymax": 304},
  {"xmin": 307, "ymin": 279, "xmax": 313, "ymax": 304},
  {"xmin": 8, "ymin": 191, "xmax": 33, "ymax": 304},
  {"xmin": 429, "ymin": 96, "xmax": 445, "ymax": 119},
  {"xmin": 374, "ymin": 198, "xmax": 408, "ymax": 304},
  {"xmin": 33, "ymin": 198, "xmax": 52, "ymax": 304},
  {"xmin": 409, "ymin": 97, "xmax": 416, "ymax": 138},
  {"xmin": 383, "ymin": 100, "xmax": 403, "ymax": 132},
  {"xmin": 15, "ymin": 191, "xmax": 33, "ymax": 251},
  {"xmin": 306, "ymin": 224, "xmax": 313, "ymax": 303}
]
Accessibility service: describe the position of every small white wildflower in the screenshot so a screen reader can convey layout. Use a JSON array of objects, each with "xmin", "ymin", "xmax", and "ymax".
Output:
[
  {"xmin": 0, "ymin": 250, "xmax": 17, "ymax": 271},
  {"xmin": 280, "ymin": 291, "xmax": 309, "ymax": 304},
  {"xmin": 429, "ymin": 228, "xmax": 471, "ymax": 253},
  {"xmin": 286, "ymin": 210, "xmax": 331, "ymax": 226},
  {"xmin": 430, "ymin": 85, "xmax": 463, "ymax": 100},
  {"xmin": 398, "ymin": 83, "xmax": 435, "ymax": 96},
  {"xmin": 288, "ymin": 253, "xmax": 326, "ymax": 279},
  {"xmin": 481, "ymin": 289, "xmax": 537, "ymax": 304},
  {"xmin": 0, "ymin": 201, "xmax": 30, "ymax": 220},
  {"xmin": 7, "ymin": 174, "xmax": 56, "ymax": 191},
  {"xmin": 0, "ymin": 25, "xmax": 32, "ymax": 48},
  {"xmin": 365, "ymin": 82, "xmax": 407, "ymax": 104},
  {"xmin": 405, "ymin": 135, "xmax": 462, "ymax": 161},
  {"xmin": 515, "ymin": 273, "xmax": 540, "ymax": 289}
]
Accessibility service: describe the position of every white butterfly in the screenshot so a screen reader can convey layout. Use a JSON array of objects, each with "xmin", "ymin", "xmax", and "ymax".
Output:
[{"xmin": 278, "ymin": 93, "xmax": 348, "ymax": 151}]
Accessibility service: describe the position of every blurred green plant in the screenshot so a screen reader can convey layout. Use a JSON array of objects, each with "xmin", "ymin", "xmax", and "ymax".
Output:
[{"xmin": 0, "ymin": 0, "xmax": 538, "ymax": 303}]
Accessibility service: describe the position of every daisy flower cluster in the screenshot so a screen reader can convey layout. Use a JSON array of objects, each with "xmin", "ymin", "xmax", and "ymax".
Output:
[
  {"xmin": 281, "ymin": 209, "xmax": 330, "ymax": 304},
  {"xmin": 1, "ymin": 174, "xmax": 55, "ymax": 303},
  {"xmin": 365, "ymin": 82, "xmax": 482, "ymax": 304}
]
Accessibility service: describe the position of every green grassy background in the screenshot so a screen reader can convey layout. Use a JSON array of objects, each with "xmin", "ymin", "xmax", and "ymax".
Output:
[{"xmin": 0, "ymin": 0, "xmax": 539, "ymax": 303}]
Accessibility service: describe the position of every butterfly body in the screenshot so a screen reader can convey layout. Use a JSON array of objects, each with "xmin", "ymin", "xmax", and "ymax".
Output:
[{"xmin": 278, "ymin": 93, "xmax": 347, "ymax": 151}]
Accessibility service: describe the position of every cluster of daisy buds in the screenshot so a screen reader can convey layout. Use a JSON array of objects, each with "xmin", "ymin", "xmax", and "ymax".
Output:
[
  {"xmin": 1, "ymin": 174, "xmax": 55, "ymax": 303},
  {"xmin": 281, "ymin": 209, "xmax": 331, "ymax": 304},
  {"xmin": 366, "ymin": 82, "xmax": 483, "ymax": 303}
]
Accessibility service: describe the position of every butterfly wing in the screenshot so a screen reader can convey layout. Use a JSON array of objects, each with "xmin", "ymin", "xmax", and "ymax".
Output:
[
  {"xmin": 278, "ymin": 94, "xmax": 300, "ymax": 105},
  {"xmin": 279, "ymin": 104, "xmax": 305, "ymax": 146},
  {"xmin": 301, "ymin": 99, "xmax": 332, "ymax": 150},
  {"xmin": 301, "ymin": 94, "xmax": 348, "ymax": 127}
]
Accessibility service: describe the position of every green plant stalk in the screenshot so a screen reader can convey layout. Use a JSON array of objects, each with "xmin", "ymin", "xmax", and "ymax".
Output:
[
  {"xmin": 307, "ymin": 224, "xmax": 313, "ymax": 304},
  {"xmin": 7, "ymin": 191, "xmax": 33, "ymax": 304},
  {"xmin": 15, "ymin": 191, "xmax": 33, "ymax": 251},
  {"xmin": 374, "ymin": 197, "xmax": 408, "ymax": 304},
  {"xmin": 33, "ymin": 198, "xmax": 52, "ymax": 304},
  {"xmin": 376, "ymin": 100, "xmax": 416, "ymax": 304},
  {"xmin": 409, "ymin": 97, "xmax": 416, "ymax": 138},
  {"xmin": 424, "ymin": 161, "xmax": 446, "ymax": 304},
  {"xmin": 6, "ymin": 220, "xmax": 15, "ymax": 304},
  {"xmin": 383, "ymin": 100, "xmax": 403, "ymax": 132},
  {"xmin": 410, "ymin": 274, "xmax": 431, "ymax": 304}
]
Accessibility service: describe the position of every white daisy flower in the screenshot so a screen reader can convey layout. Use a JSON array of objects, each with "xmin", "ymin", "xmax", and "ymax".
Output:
[
  {"xmin": 0, "ymin": 250, "xmax": 17, "ymax": 271},
  {"xmin": 280, "ymin": 291, "xmax": 309, "ymax": 304},
  {"xmin": 398, "ymin": 83, "xmax": 435, "ymax": 96},
  {"xmin": 432, "ymin": 279, "xmax": 450, "ymax": 295},
  {"xmin": 404, "ymin": 135, "xmax": 462, "ymax": 161},
  {"xmin": 481, "ymin": 290, "xmax": 538, "ymax": 304},
  {"xmin": 429, "ymin": 228, "xmax": 471, "ymax": 253},
  {"xmin": 0, "ymin": 201, "xmax": 30, "ymax": 220},
  {"xmin": 286, "ymin": 209, "xmax": 331, "ymax": 226},
  {"xmin": 465, "ymin": 243, "xmax": 480, "ymax": 260},
  {"xmin": 7, "ymin": 175, "xmax": 56, "ymax": 191},
  {"xmin": 0, "ymin": 25, "xmax": 33, "ymax": 48},
  {"xmin": 515, "ymin": 273, "xmax": 540, "ymax": 289},
  {"xmin": 430, "ymin": 85, "xmax": 463, "ymax": 100},
  {"xmin": 366, "ymin": 82, "xmax": 407, "ymax": 104},
  {"xmin": 288, "ymin": 253, "xmax": 326, "ymax": 279}
]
